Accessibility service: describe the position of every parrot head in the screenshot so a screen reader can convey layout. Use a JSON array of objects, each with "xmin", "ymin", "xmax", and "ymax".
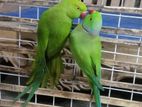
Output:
[
  {"xmin": 61, "ymin": 0, "xmax": 87, "ymax": 18},
  {"xmin": 81, "ymin": 9, "xmax": 102, "ymax": 35}
]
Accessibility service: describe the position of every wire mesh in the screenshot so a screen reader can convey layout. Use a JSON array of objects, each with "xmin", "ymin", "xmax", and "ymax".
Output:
[{"xmin": 0, "ymin": 0, "xmax": 142, "ymax": 107}]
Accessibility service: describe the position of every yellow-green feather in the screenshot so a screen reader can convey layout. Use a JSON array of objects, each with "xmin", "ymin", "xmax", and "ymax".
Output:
[
  {"xmin": 70, "ymin": 11, "xmax": 103, "ymax": 107},
  {"xmin": 14, "ymin": 0, "xmax": 87, "ymax": 107}
]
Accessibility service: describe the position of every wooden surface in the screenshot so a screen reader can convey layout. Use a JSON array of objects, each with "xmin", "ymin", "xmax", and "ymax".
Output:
[
  {"xmin": 0, "ymin": 18, "xmax": 142, "ymax": 86},
  {"xmin": 141, "ymin": 0, "xmax": 142, "ymax": 7},
  {"xmin": 0, "ymin": 99, "xmax": 61, "ymax": 107},
  {"xmin": 0, "ymin": 43, "xmax": 142, "ymax": 69},
  {"xmin": 0, "ymin": 19, "xmax": 142, "ymax": 36},
  {"xmin": 0, "ymin": 1, "xmax": 142, "ymax": 14},
  {"xmin": 0, "ymin": 63, "xmax": 142, "ymax": 91},
  {"xmin": 92, "ymin": 5, "xmax": 142, "ymax": 14},
  {"xmin": 124, "ymin": 0, "xmax": 135, "ymax": 7},
  {"xmin": 0, "ymin": 83, "xmax": 142, "ymax": 107}
]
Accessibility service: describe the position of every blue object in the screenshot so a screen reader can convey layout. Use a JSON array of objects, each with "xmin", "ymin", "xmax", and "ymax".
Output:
[
  {"xmin": 0, "ymin": 6, "xmax": 141, "ymax": 41},
  {"xmin": 102, "ymin": 14, "xmax": 120, "ymax": 28}
]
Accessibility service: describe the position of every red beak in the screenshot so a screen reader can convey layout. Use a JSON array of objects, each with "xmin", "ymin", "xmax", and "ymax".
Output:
[
  {"xmin": 80, "ymin": 12, "xmax": 87, "ymax": 19},
  {"xmin": 88, "ymin": 9, "xmax": 95, "ymax": 14}
]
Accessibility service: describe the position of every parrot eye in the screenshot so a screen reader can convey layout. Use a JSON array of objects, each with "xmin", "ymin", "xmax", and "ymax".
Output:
[
  {"xmin": 90, "ymin": 17, "xmax": 92, "ymax": 21},
  {"xmin": 77, "ymin": 7, "xmax": 80, "ymax": 10}
]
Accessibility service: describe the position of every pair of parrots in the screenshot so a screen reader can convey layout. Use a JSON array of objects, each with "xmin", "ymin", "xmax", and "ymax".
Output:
[{"xmin": 14, "ymin": 0, "xmax": 103, "ymax": 107}]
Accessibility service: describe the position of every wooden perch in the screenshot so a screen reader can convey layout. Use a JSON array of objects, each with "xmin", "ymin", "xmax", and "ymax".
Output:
[
  {"xmin": 102, "ymin": 37, "xmax": 141, "ymax": 46},
  {"xmin": 102, "ymin": 27, "xmax": 142, "ymax": 37},
  {"xmin": 0, "ymin": 0, "xmax": 47, "ymax": 4},
  {"xmin": 0, "ymin": 83, "xmax": 142, "ymax": 107},
  {"xmin": 0, "ymin": 65, "xmax": 142, "ymax": 91},
  {"xmin": 0, "ymin": 20, "xmax": 142, "ymax": 46},
  {"xmin": 0, "ymin": 42, "xmax": 142, "ymax": 68},
  {"xmin": 0, "ymin": 43, "xmax": 35, "ymax": 55},
  {"xmin": 102, "ymin": 58, "xmax": 142, "ymax": 69},
  {"xmin": 0, "ymin": 21, "xmax": 36, "ymax": 33},
  {"xmin": 0, "ymin": 64, "xmax": 26, "ymax": 74},
  {"xmin": 0, "ymin": 99, "xmax": 61, "ymax": 107},
  {"xmin": 91, "ymin": 5, "xmax": 142, "ymax": 14},
  {"xmin": 0, "ymin": 16, "xmax": 38, "ymax": 24},
  {"xmin": 0, "ymin": 20, "xmax": 142, "ymax": 36},
  {"xmin": 0, "ymin": 0, "xmax": 142, "ymax": 14}
]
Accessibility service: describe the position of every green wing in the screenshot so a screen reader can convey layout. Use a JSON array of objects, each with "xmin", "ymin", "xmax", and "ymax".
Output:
[
  {"xmin": 14, "ymin": 0, "xmax": 87, "ymax": 106},
  {"xmin": 70, "ymin": 25, "xmax": 103, "ymax": 90}
]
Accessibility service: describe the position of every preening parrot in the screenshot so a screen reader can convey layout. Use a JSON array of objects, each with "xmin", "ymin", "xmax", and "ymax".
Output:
[
  {"xmin": 69, "ymin": 10, "xmax": 104, "ymax": 107},
  {"xmin": 14, "ymin": 0, "xmax": 87, "ymax": 106}
]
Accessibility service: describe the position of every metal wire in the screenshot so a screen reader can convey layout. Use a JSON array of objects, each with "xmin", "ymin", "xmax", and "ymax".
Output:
[{"xmin": 130, "ymin": 37, "xmax": 141, "ymax": 101}]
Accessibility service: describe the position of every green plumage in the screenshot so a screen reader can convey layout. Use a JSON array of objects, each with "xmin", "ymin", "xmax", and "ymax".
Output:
[
  {"xmin": 69, "ymin": 11, "xmax": 103, "ymax": 107},
  {"xmin": 14, "ymin": 0, "xmax": 87, "ymax": 106}
]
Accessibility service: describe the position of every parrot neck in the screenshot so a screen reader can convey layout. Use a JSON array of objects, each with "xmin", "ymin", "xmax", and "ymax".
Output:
[
  {"xmin": 82, "ymin": 24, "xmax": 99, "ymax": 36},
  {"xmin": 82, "ymin": 24, "xmax": 89, "ymax": 33}
]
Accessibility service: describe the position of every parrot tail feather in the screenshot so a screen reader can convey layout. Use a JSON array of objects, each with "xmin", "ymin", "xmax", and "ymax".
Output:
[
  {"xmin": 51, "ymin": 55, "xmax": 63, "ymax": 87},
  {"xmin": 86, "ymin": 71, "xmax": 104, "ymax": 91},
  {"xmin": 13, "ymin": 85, "xmax": 31, "ymax": 103},
  {"xmin": 92, "ymin": 77, "xmax": 104, "ymax": 91},
  {"xmin": 41, "ymin": 55, "xmax": 63, "ymax": 88},
  {"xmin": 26, "ymin": 71, "xmax": 36, "ymax": 85},
  {"xmin": 21, "ymin": 82, "xmax": 40, "ymax": 107},
  {"xmin": 13, "ymin": 81, "xmax": 41, "ymax": 107},
  {"xmin": 13, "ymin": 57, "xmax": 47, "ymax": 107},
  {"xmin": 93, "ymin": 85, "xmax": 102, "ymax": 107}
]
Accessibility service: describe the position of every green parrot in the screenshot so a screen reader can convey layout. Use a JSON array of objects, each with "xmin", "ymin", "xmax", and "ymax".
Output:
[
  {"xmin": 69, "ymin": 10, "xmax": 103, "ymax": 107},
  {"xmin": 14, "ymin": 0, "xmax": 87, "ymax": 107}
]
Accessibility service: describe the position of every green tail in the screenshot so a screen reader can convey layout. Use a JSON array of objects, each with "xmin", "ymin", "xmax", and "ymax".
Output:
[
  {"xmin": 13, "ymin": 52, "xmax": 63, "ymax": 107},
  {"xmin": 41, "ymin": 55, "xmax": 64, "ymax": 88},
  {"xmin": 93, "ymin": 85, "xmax": 102, "ymax": 107},
  {"xmin": 13, "ymin": 57, "xmax": 47, "ymax": 107},
  {"xmin": 84, "ymin": 69, "xmax": 104, "ymax": 91}
]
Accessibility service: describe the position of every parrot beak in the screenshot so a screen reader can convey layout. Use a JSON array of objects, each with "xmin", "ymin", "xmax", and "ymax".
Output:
[
  {"xmin": 88, "ymin": 9, "xmax": 95, "ymax": 14},
  {"xmin": 80, "ymin": 12, "xmax": 87, "ymax": 19},
  {"xmin": 80, "ymin": 9, "xmax": 95, "ymax": 19}
]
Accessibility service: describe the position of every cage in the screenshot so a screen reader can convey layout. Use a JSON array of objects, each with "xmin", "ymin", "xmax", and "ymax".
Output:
[{"xmin": 0, "ymin": 0, "xmax": 142, "ymax": 107}]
